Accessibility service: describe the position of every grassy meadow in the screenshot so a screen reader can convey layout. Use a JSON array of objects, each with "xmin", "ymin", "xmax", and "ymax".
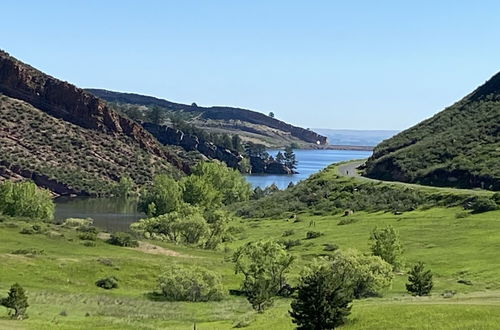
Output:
[{"xmin": 1, "ymin": 203, "xmax": 500, "ymax": 329}]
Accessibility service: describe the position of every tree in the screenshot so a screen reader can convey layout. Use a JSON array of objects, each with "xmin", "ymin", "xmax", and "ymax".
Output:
[
  {"xmin": 158, "ymin": 265, "xmax": 225, "ymax": 302},
  {"xmin": 191, "ymin": 162, "xmax": 252, "ymax": 205},
  {"xmin": 204, "ymin": 209, "xmax": 232, "ymax": 249},
  {"xmin": 0, "ymin": 181, "xmax": 54, "ymax": 221},
  {"xmin": 406, "ymin": 261, "xmax": 433, "ymax": 296},
  {"xmin": 232, "ymin": 241, "xmax": 294, "ymax": 312},
  {"xmin": 268, "ymin": 112, "xmax": 275, "ymax": 118},
  {"xmin": 138, "ymin": 175, "xmax": 182, "ymax": 217},
  {"xmin": 370, "ymin": 226, "xmax": 403, "ymax": 270},
  {"xmin": 1, "ymin": 283, "xmax": 29, "ymax": 319},
  {"xmin": 329, "ymin": 249, "xmax": 393, "ymax": 298},
  {"xmin": 231, "ymin": 134, "xmax": 244, "ymax": 153},
  {"xmin": 290, "ymin": 262, "xmax": 352, "ymax": 329},
  {"xmin": 283, "ymin": 145, "xmax": 298, "ymax": 170},
  {"xmin": 113, "ymin": 176, "xmax": 135, "ymax": 197},
  {"xmin": 275, "ymin": 151, "xmax": 285, "ymax": 164},
  {"xmin": 180, "ymin": 175, "xmax": 222, "ymax": 209},
  {"xmin": 148, "ymin": 106, "xmax": 166, "ymax": 126},
  {"xmin": 220, "ymin": 134, "xmax": 233, "ymax": 150}
]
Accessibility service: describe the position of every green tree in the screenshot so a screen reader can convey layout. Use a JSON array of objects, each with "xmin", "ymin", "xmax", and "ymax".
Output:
[
  {"xmin": 290, "ymin": 261, "xmax": 352, "ymax": 329},
  {"xmin": 283, "ymin": 145, "xmax": 298, "ymax": 170},
  {"xmin": 231, "ymin": 134, "xmax": 244, "ymax": 153},
  {"xmin": 1, "ymin": 283, "xmax": 29, "ymax": 320},
  {"xmin": 232, "ymin": 241, "xmax": 294, "ymax": 312},
  {"xmin": 370, "ymin": 225, "xmax": 403, "ymax": 270},
  {"xmin": 406, "ymin": 261, "xmax": 433, "ymax": 296},
  {"xmin": 329, "ymin": 249, "xmax": 393, "ymax": 298},
  {"xmin": 180, "ymin": 175, "xmax": 222, "ymax": 209},
  {"xmin": 191, "ymin": 162, "xmax": 252, "ymax": 205},
  {"xmin": 148, "ymin": 106, "xmax": 166, "ymax": 126},
  {"xmin": 158, "ymin": 265, "xmax": 225, "ymax": 302},
  {"xmin": 0, "ymin": 181, "xmax": 54, "ymax": 221},
  {"xmin": 204, "ymin": 209, "xmax": 232, "ymax": 249},
  {"xmin": 113, "ymin": 176, "xmax": 135, "ymax": 197},
  {"xmin": 220, "ymin": 134, "xmax": 233, "ymax": 150},
  {"xmin": 275, "ymin": 151, "xmax": 285, "ymax": 164},
  {"xmin": 268, "ymin": 112, "xmax": 275, "ymax": 118},
  {"xmin": 138, "ymin": 175, "xmax": 182, "ymax": 217}
]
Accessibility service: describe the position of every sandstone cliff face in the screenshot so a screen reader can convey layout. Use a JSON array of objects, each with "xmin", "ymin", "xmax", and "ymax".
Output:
[
  {"xmin": 142, "ymin": 122, "xmax": 242, "ymax": 168},
  {"xmin": 0, "ymin": 50, "xmax": 188, "ymax": 173}
]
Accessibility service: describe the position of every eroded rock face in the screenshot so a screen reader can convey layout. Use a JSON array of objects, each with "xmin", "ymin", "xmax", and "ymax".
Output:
[
  {"xmin": 249, "ymin": 156, "xmax": 295, "ymax": 174},
  {"xmin": 142, "ymin": 122, "xmax": 242, "ymax": 169},
  {"xmin": 0, "ymin": 50, "xmax": 187, "ymax": 173}
]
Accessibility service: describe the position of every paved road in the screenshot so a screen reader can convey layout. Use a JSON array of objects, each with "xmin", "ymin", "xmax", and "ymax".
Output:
[{"xmin": 337, "ymin": 160, "xmax": 367, "ymax": 177}]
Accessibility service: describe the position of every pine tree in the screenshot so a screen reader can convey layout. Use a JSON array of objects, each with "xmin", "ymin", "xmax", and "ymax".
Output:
[
  {"xmin": 275, "ymin": 151, "xmax": 285, "ymax": 164},
  {"xmin": 406, "ymin": 262, "xmax": 433, "ymax": 296},
  {"xmin": 1, "ymin": 283, "xmax": 29, "ymax": 319},
  {"xmin": 290, "ymin": 266, "xmax": 352, "ymax": 329},
  {"xmin": 283, "ymin": 145, "xmax": 297, "ymax": 170}
]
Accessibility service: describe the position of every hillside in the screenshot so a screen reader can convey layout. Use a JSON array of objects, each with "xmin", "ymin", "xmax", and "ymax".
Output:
[
  {"xmin": 313, "ymin": 129, "xmax": 399, "ymax": 147},
  {"xmin": 87, "ymin": 89, "xmax": 327, "ymax": 148},
  {"xmin": 0, "ymin": 50, "xmax": 189, "ymax": 195},
  {"xmin": 364, "ymin": 72, "xmax": 500, "ymax": 190}
]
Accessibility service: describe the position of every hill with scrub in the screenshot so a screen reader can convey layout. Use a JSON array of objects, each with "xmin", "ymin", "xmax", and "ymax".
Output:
[
  {"xmin": 364, "ymin": 72, "xmax": 500, "ymax": 190},
  {"xmin": 87, "ymin": 89, "xmax": 327, "ymax": 148},
  {"xmin": 0, "ymin": 50, "xmax": 192, "ymax": 196}
]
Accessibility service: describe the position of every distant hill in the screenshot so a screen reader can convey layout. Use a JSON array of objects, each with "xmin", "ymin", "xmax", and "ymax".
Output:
[
  {"xmin": 0, "ymin": 50, "xmax": 188, "ymax": 196},
  {"xmin": 313, "ymin": 129, "xmax": 399, "ymax": 147},
  {"xmin": 364, "ymin": 72, "xmax": 500, "ymax": 190},
  {"xmin": 87, "ymin": 89, "xmax": 327, "ymax": 148}
]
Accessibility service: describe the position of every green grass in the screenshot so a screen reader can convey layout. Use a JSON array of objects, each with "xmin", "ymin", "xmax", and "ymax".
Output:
[{"xmin": 1, "ymin": 207, "xmax": 500, "ymax": 329}]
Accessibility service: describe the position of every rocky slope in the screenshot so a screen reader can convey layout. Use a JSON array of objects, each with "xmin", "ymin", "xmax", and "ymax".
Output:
[
  {"xmin": 364, "ymin": 72, "xmax": 500, "ymax": 190},
  {"xmin": 0, "ymin": 50, "xmax": 189, "ymax": 195},
  {"xmin": 86, "ymin": 89, "xmax": 327, "ymax": 147}
]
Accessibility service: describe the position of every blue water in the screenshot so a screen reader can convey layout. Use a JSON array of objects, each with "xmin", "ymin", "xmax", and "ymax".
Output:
[{"xmin": 245, "ymin": 149, "xmax": 372, "ymax": 189}]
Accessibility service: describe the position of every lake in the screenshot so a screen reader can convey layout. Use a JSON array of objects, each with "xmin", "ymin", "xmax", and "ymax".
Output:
[
  {"xmin": 245, "ymin": 149, "xmax": 372, "ymax": 189},
  {"xmin": 54, "ymin": 149, "xmax": 372, "ymax": 231}
]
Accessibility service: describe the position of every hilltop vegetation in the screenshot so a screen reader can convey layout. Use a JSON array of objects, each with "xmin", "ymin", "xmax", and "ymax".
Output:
[{"xmin": 364, "ymin": 72, "xmax": 500, "ymax": 190}]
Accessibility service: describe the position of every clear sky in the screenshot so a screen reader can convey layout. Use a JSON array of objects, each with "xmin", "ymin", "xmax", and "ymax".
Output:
[{"xmin": 1, "ymin": 0, "xmax": 499, "ymax": 130}]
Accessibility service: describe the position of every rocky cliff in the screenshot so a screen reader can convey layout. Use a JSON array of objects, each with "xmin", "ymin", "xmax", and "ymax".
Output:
[{"xmin": 0, "ymin": 50, "xmax": 187, "ymax": 172}]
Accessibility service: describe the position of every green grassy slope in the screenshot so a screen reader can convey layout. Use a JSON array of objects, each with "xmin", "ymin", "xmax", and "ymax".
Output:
[
  {"xmin": 364, "ymin": 72, "xmax": 500, "ymax": 191},
  {"xmin": 1, "ymin": 205, "xmax": 500, "ymax": 329}
]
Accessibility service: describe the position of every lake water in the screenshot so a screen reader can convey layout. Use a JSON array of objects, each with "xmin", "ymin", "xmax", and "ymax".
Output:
[
  {"xmin": 54, "ymin": 149, "xmax": 372, "ymax": 231},
  {"xmin": 245, "ymin": 149, "xmax": 372, "ymax": 189}
]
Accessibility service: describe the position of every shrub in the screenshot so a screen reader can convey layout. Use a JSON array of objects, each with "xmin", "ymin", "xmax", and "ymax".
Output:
[
  {"xmin": 282, "ymin": 229, "xmax": 295, "ymax": 237},
  {"xmin": 469, "ymin": 197, "xmax": 498, "ymax": 213},
  {"xmin": 158, "ymin": 265, "xmax": 225, "ymax": 302},
  {"xmin": 306, "ymin": 231, "xmax": 323, "ymax": 239},
  {"xmin": 10, "ymin": 248, "xmax": 44, "ymax": 256},
  {"xmin": 95, "ymin": 276, "xmax": 119, "ymax": 290},
  {"xmin": 338, "ymin": 217, "xmax": 359, "ymax": 225},
  {"xmin": 406, "ymin": 262, "xmax": 433, "ymax": 296},
  {"xmin": 455, "ymin": 211, "xmax": 470, "ymax": 219},
  {"xmin": 63, "ymin": 218, "xmax": 93, "ymax": 228},
  {"xmin": 107, "ymin": 232, "xmax": 139, "ymax": 247},
  {"xmin": 0, "ymin": 181, "xmax": 54, "ymax": 221},
  {"xmin": 323, "ymin": 243, "xmax": 339, "ymax": 252},
  {"xmin": 1, "ymin": 283, "xmax": 29, "ymax": 319},
  {"xmin": 278, "ymin": 239, "xmax": 302, "ymax": 250},
  {"xmin": 76, "ymin": 225, "xmax": 98, "ymax": 234},
  {"xmin": 97, "ymin": 258, "xmax": 114, "ymax": 267},
  {"xmin": 82, "ymin": 241, "xmax": 96, "ymax": 247},
  {"xmin": 78, "ymin": 232, "xmax": 97, "ymax": 241},
  {"xmin": 19, "ymin": 227, "xmax": 36, "ymax": 235}
]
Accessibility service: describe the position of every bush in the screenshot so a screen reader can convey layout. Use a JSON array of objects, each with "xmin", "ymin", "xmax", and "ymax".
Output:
[
  {"xmin": 95, "ymin": 276, "xmax": 119, "ymax": 290},
  {"xmin": 0, "ymin": 181, "xmax": 54, "ymax": 221},
  {"xmin": 19, "ymin": 227, "xmax": 36, "ymax": 235},
  {"xmin": 157, "ymin": 265, "xmax": 225, "ymax": 302},
  {"xmin": 10, "ymin": 248, "xmax": 44, "ymax": 256},
  {"xmin": 63, "ymin": 218, "xmax": 93, "ymax": 228},
  {"xmin": 369, "ymin": 226, "xmax": 403, "ymax": 270},
  {"xmin": 469, "ymin": 197, "xmax": 498, "ymax": 213},
  {"xmin": 76, "ymin": 225, "xmax": 98, "ymax": 234},
  {"xmin": 282, "ymin": 229, "xmax": 295, "ymax": 237},
  {"xmin": 338, "ymin": 217, "xmax": 359, "ymax": 225},
  {"xmin": 82, "ymin": 241, "xmax": 96, "ymax": 247},
  {"xmin": 278, "ymin": 239, "xmax": 302, "ymax": 250},
  {"xmin": 78, "ymin": 232, "xmax": 97, "ymax": 241},
  {"xmin": 1, "ymin": 283, "xmax": 29, "ymax": 319},
  {"xmin": 306, "ymin": 231, "xmax": 323, "ymax": 239},
  {"xmin": 107, "ymin": 232, "xmax": 139, "ymax": 247},
  {"xmin": 323, "ymin": 243, "xmax": 339, "ymax": 252},
  {"xmin": 455, "ymin": 211, "xmax": 470, "ymax": 219}
]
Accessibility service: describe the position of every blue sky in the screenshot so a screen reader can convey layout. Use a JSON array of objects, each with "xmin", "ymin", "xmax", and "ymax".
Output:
[{"xmin": 1, "ymin": 0, "xmax": 499, "ymax": 129}]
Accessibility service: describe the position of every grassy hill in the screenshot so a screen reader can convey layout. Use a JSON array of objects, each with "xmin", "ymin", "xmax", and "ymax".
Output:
[
  {"xmin": 87, "ymin": 89, "xmax": 327, "ymax": 148},
  {"xmin": 364, "ymin": 72, "xmax": 500, "ymax": 190},
  {"xmin": 0, "ymin": 50, "xmax": 190, "ymax": 195}
]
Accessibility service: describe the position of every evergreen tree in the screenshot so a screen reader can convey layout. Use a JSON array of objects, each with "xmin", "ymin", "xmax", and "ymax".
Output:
[
  {"xmin": 275, "ymin": 151, "xmax": 285, "ymax": 164},
  {"xmin": 231, "ymin": 134, "xmax": 244, "ymax": 153},
  {"xmin": 406, "ymin": 262, "xmax": 433, "ymax": 296},
  {"xmin": 268, "ymin": 111, "xmax": 275, "ymax": 118},
  {"xmin": 290, "ymin": 264, "xmax": 352, "ymax": 329},
  {"xmin": 1, "ymin": 283, "xmax": 29, "ymax": 319},
  {"xmin": 283, "ymin": 145, "xmax": 298, "ymax": 170},
  {"xmin": 148, "ymin": 106, "xmax": 165, "ymax": 126}
]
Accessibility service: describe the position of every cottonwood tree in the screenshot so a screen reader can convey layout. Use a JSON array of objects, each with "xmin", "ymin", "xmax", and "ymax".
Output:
[
  {"xmin": 290, "ymin": 261, "xmax": 352, "ymax": 329},
  {"xmin": 406, "ymin": 261, "xmax": 433, "ymax": 296},
  {"xmin": 138, "ymin": 175, "xmax": 182, "ymax": 217},
  {"xmin": 369, "ymin": 225, "xmax": 403, "ymax": 270},
  {"xmin": 232, "ymin": 241, "xmax": 294, "ymax": 312}
]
